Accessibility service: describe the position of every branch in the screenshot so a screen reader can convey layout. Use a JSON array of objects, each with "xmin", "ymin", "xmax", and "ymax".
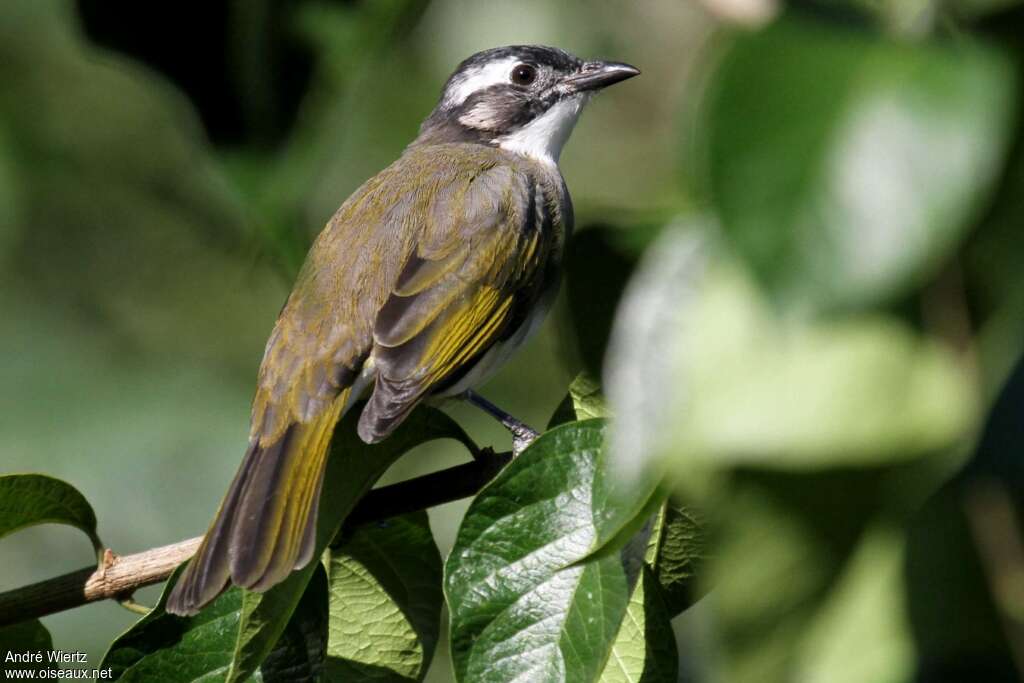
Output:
[{"xmin": 0, "ymin": 450, "xmax": 512, "ymax": 627}]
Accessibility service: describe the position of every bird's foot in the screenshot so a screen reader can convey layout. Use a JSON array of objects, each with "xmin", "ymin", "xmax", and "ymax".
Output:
[{"xmin": 461, "ymin": 390, "xmax": 540, "ymax": 457}]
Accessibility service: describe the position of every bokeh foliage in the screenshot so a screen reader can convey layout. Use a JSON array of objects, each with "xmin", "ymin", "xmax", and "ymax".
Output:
[{"xmin": 2, "ymin": 0, "xmax": 1024, "ymax": 682}]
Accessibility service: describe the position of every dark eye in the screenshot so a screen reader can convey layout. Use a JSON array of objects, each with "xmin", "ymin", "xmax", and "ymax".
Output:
[{"xmin": 511, "ymin": 64, "xmax": 537, "ymax": 86}]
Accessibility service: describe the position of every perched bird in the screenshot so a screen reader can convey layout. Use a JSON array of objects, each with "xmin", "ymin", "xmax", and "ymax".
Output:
[{"xmin": 166, "ymin": 45, "xmax": 639, "ymax": 616}]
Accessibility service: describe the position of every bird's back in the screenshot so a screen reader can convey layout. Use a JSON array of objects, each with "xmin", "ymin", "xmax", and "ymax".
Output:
[{"xmin": 251, "ymin": 142, "xmax": 570, "ymax": 447}]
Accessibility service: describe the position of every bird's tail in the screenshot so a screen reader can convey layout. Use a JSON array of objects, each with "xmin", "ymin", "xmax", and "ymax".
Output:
[{"xmin": 166, "ymin": 390, "xmax": 348, "ymax": 616}]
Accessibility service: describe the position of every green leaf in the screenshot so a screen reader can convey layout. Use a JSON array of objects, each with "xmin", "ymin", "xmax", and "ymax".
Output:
[
  {"xmin": 101, "ymin": 565, "xmax": 328, "ymax": 682},
  {"xmin": 588, "ymin": 494, "xmax": 705, "ymax": 683},
  {"xmin": 598, "ymin": 568, "xmax": 678, "ymax": 683},
  {"xmin": 259, "ymin": 569, "xmax": 329, "ymax": 683},
  {"xmin": 324, "ymin": 511, "xmax": 442, "ymax": 682},
  {"xmin": 700, "ymin": 467, "xmax": 928, "ymax": 683},
  {"xmin": 0, "ymin": 474, "xmax": 102, "ymax": 556},
  {"xmin": 605, "ymin": 227, "xmax": 979, "ymax": 483},
  {"xmin": 0, "ymin": 620, "xmax": 52, "ymax": 672},
  {"xmin": 231, "ymin": 571, "xmax": 329, "ymax": 683},
  {"xmin": 676, "ymin": 260, "xmax": 979, "ymax": 469},
  {"xmin": 548, "ymin": 373, "xmax": 608, "ymax": 429},
  {"xmin": 645, "ymin": 502, "xmax": 706, "ymax": 618},
  {"xmin": 601, "ymin": 218, "xmax": 976, "ymax": 680},
  {"xmin": 447, "ymin": 420, "xmax": 656, "ymax": 683},
  {"xmin": 704, "ymin": 14, "xmax": 1015, "ymax": 312},
  {"xmin": 604, "ymin": 223, "xmax": 712, "ymax": 496},
  {"xmin": 226, "ymin": 405, "xmax": 473, "ymax": 682},
  {"xmin": 792, "ymin": 525, "xmax": 913, "ymax": 683},
  {"xmin": 701, "ymin": 474, "xmax": 848, "ymax": 683}
]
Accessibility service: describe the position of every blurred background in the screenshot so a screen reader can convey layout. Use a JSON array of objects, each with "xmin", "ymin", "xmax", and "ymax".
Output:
[{"xmin": 2, "ymin": 0, "xmax": 1024, "ymax": 681}]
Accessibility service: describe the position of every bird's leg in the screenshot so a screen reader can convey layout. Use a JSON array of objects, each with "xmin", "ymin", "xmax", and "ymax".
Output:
[{"xmin": 461, "ymin": 390, "xmax": 540, "ymax": 457}]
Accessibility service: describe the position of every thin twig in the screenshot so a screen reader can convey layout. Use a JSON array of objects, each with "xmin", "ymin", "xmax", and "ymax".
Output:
[
  {"xmin": 0, "ymin": 539, "xmax": 202, "ymax": 628},
  {"xmin": 342, "ymin": 448, "xmax": 510, "ymax": 530},
  {"xmin": 0, "ymin": 451, "xmax": 511, "ymax": 627}
]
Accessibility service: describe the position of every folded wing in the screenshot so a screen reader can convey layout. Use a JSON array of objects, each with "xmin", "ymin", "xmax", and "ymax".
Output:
[{"xmin": 358, "ymin": 162, "xmax": 555, "ymax": 442}]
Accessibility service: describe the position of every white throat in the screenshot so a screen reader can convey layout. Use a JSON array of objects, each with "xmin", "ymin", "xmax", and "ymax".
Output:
[{"xmin": 495, "ymin": 95, "xmax": 587, "ymax": 167}]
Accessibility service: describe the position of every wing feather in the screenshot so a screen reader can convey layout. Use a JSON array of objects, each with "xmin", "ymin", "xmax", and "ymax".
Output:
[
  {"xmin": 358, "ymin": 161, "xmax": 557, "ymax": 442},
  {"xmin": 250, "ymin": 146, "xmax": 495, "ymax": 442}
]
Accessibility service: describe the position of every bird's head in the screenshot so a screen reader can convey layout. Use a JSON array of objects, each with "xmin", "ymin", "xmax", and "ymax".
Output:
[{"xmin": 415, "ymin": 45, "xmax": 639, "ymax": 166}]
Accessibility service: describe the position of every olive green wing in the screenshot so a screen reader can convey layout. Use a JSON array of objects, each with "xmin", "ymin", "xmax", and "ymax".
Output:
[
  {"xmin": 357, "ymin": 162, "xmax": 556, "ymax": 443},
  {"xmin": 168, "ymin": 151, "xmax": 440, "ymax": 613}
]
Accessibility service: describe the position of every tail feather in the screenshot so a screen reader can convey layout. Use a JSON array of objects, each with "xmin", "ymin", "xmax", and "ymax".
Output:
[
  {"xmin": 233, "ymin": 395, "xmax": 343, "ymax": 591},
  {"xmin": 294, "ymin": 448, "xmax": 328, "ymax": 570},
  {"xmin": 166, "ymin": 391, "xmax": 348, "ymax": 616},
  {"xmin": 165, "ymin": 440, "xmax": 261, "ymax": 615}
]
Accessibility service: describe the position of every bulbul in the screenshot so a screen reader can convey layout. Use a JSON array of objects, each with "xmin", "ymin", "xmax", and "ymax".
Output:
[{"xmin": 166, "ymin": 45, "xmax": 639, "ymax": 616}]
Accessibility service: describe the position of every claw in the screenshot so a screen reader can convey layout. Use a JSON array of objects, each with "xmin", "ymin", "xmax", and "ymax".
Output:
[{"xmin": 461, "ymin": 390, "xmax": 539, "ymax": 457}]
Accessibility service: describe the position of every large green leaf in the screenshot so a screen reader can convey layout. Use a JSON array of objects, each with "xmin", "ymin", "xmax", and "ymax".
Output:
[
  {"xmin": 101, "ymin": 565, "xmax": 328, "ymax": 682},
  {"xmin": 675, "ymin": 260, "xmax": 977, "ymax": 468},
  {"xmin": 603, "ymin": 223, "xmax": 711, "ymax": 495},
  {"xmin": 226, "ymin": 405, "xmax": 475, "ymax": 682},
  {"xmin": 606, "ymin": 226, "xmax": 978, "ymax": 482},
  {"xmin": 0, "ymin": 474, "xmax": 102, "ymax": 556},
  {"xmin": 0, "ymin": 620, "xmax": 53, "ymax": 672},
  {"xmin": 324, "ymin": 511, "xmax": 442, "ymax": 682},
  {"xmin": 550, "ymin": 374, "xmax": 706, "ymax": 622},
  {"xmin": 447, "ymin": 420, "xmax": 664, "ymax": 683},
  {"xmin": 644, "ymin": 502, "xmax": 705, "ymax": 619},
  {"xmin": 597, "ymin": 567, "xmax": 678, "ymax": 683},
  {"xmin": 792, "ymin": 525, "xmax": 913, "ymax": 683},
  {"xmin": 704, "ymin": 14, "xmax": 1015, "ymax": 312},
  {"xmin": 602, "ymin": 221, "xmax": 977, "ymax": 681},
  {"xmin": 699, "ymin": 469, "xmax": 926, "ymax": 683},
  {"xmin": 258, "ymin": 569, "xmax": 329, "ymax": 683},
  {"xmin": 230, "ymin": 570, "xmax": 331, "ymax": 683}
]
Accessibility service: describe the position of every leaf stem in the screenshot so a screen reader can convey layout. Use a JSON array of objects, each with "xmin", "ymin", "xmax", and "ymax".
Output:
[{"xmin": 117, "ymin": 596, "xmax": 153, "ymax": 615}]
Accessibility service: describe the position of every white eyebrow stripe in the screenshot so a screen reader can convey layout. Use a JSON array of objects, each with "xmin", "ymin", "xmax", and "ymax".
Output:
[{"xmin": 444, "ymin": 57, "xmax": 520, "ymax": 107}]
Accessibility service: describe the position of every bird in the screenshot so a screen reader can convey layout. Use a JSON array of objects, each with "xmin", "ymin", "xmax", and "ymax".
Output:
[{"xmin": 165, "ymin": 44, "xmax": 639, "ymax": 616}]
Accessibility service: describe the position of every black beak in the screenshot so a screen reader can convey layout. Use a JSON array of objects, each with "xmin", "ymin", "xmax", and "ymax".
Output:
[{"xmin": 565, "ymin": 60, "xmax": 641, "ymax": 93}]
